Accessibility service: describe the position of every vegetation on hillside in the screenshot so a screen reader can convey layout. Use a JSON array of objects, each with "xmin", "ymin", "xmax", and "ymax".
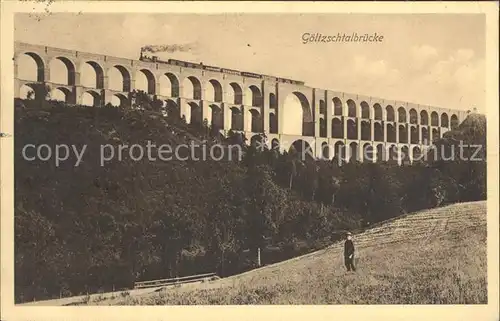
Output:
[{"xmin": 14, "ymin": 94, "xmax": 486, "ymax": 303}]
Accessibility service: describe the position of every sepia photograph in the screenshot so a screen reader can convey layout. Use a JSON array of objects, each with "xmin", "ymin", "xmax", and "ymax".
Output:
[{"xmin": 1, "ymin": 1, "xmax": 499, "ymax": 320}]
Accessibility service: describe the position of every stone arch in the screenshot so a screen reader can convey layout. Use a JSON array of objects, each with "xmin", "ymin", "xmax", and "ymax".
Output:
[
  {"xmin": 349, "ymin": 142, "xmax": 359, "ymax": 162},
  {"xmin": 250, "ymin": 134, "xmax": 264, "ymax": 148},
  {"xmin": 50, "ymin": 87, "xmax": 71, "ymax": 103},
  {"xmin": 386, "ymin": 105, "xmax": 395, "ymax": 121},
  {"xmin": 441, "ymin": 113, "xmax": 449, "ymax": 128},
  {"xmin": 376, "ymin": 144, "xmax": 385, "ymax": 162},
  {"xmin": 269, "ymin": 112, "xmax": 278, "ymax": 134},
  {"xmin": 363, "ymin": 142, "xmax": 374, "ymax": 163},
  {"xmin": 410, "ymin": 126, "xmax": 419, "ymax": 144},
  {"xmin": 282, "ymin": 91, "xmax": 312, "ymax": 136},
  {"xmin": 229, "ymin": 82, "xmax": 243, "ymax": 105},
  {"xmin": 230, "ymin": 107, "xmax": 243, "ymax": 130},
  {"xmin": 81, "ymin": 90, "xmax": 101, "ymax": 107},
  {"xmin": 333, "ymin": 97, "xmax": 343, "ymax": 116},
  {"xmin": 271, "ymin": 138, "xmax": 280, "ymax": 151},
  {"xmin": 360, "ymin": 101, "xmax": 370, "ymax": 119},
  {"xmin": 398, "ymin": 107, "xmax": 407, "ymax": 123},
  {"xmin": 183, "ymin": 76, "xmax": 202, "ymax": 100},
  {"xmin": 412, "ymin": 146, "xmax": 422, "ymax": 162},
  {"xmin": 19, "ymin": 84, "xmax": 38, "ymax": 100},
  {"xmin": 319, "ymin": 118, "xmax": 327, "ymax": 138},
  {"xmin": 81, "ymin": 61, "xmax": 105, "ymax": 89},
  {"xmin": 188, "ymin": 101, "xmax": 201, "ymax": 125},
  {"xmin": 409, "ymin": 108, "xmax": 418, "ymax": 124},
  {"xmin": 374, "ymin": 122, "xmax": 384, "ymax": 141},
  {"xmin": 209, "ymin": 104, "xmax": 223, "ymax": 129},
  {"xmin": 400, "ymin": 146, "xmax": 410, "ymax": 164},
  {"xmin": 373, "ymin": 103, "xmax": 383, "ymax": 120},
  {"xmin": 109, "ymin": 65, "xmax": 132, "ymax": 92},
  {"xmin": 249, "ymin": 109, "xmax": 262, "ymax": 132},
  {"xmin": 387, "ymin": 144, "xmax": 398, "ymax": 163},
  {"xmin": 17, "ymin": 52, "xmax": 45, "ymax": 82},
  {"xmin": 137, "ymin": 69, "xmax": 156, "ymax": 94},
  {"xmin": 347, "ymin": 119, "xmax": 357, "ymax": 139},
  {"xmin": 432, "ymin": 128, "xmax": 440, "ymax": 141},
  {"xmin": 421, "ymin": 127, "xmax": 429, "ymax": 144},
  {"xmin": 321, "ymin": 142, "xmax": 330, "ymax": 159},
  {"xmin": 111, "ymin": 93, "xmax": 129, "ymax": 107},
  {"xmin": 387, "ymin": 123, "xmax": 396, "ymax": 142},
  {"xmin": 49, "ymin": 56, "xmax": 76, "ymax": 85},
  {"xmin": 246, "ymin": 85, "xmax": 263, "ymax": 107},
  {"xmin": 206, "ymin": 79, "xmax": 223, "ymax": 102},
  {"xmin": 398, "ymin": 124, "xmax": 408, "ymax": 143},
  {"xmin": 269, "ymin": 92, "xmax": 277, "ymax": 109},
  {"xmin": 334, "ymin": 141, "xmax": 346, "ymax": 161},
  {"xmin": 319, "ymin": 99, "xmax": 326, "ymax": 115},
  {"xmin": 450, "ymin": 114, "xmax": 459, "ymax": 129},
  {"xmin": 290, "ymin": 139, "xmax": 314, "ymax": 159},
  {"xmin": 431, "ymin": 111, "xmax": 439, "ymax": 126},
  {"xmin": 420, "ymin": 110, "xmax": 429, "ymax": 125},
  {"xmin": 160, "ymin": 72, "xmax": 180, "ymax": 97},
  {"xmin": 332, "ymin": 117, "xmax": 343, "ymax": 138},
  {"xmin": 347, "ymin": 99, "xmax": 357, "ymax": 117},
  {"xmin": 361, "ymin": 120, "xmax": 371, "ymax": 140},
  {"xmin": 164, "ymin": 99, "xmax": 179, "ymax": 118}
]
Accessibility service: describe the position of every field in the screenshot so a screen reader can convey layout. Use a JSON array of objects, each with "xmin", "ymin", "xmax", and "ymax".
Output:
[{"xmin": 82, "ymin": 201, "xmax": 486, "ymax": 305}]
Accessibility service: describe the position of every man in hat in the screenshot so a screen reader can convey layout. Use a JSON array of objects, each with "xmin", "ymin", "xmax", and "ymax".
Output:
[{"xmin": 344, "ymin": 232, "xmax": 356, "ymax": 272}]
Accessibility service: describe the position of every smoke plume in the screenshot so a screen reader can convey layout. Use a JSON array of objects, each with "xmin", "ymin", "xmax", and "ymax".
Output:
[{"xmin": 141, "ymin": 43, "xmax": 196, "ymax": 54}]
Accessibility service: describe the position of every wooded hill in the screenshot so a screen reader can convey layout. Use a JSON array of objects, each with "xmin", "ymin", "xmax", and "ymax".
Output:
[{"xmin": 14, "ymin": 95, "xmax": 486, "ymax": 303}]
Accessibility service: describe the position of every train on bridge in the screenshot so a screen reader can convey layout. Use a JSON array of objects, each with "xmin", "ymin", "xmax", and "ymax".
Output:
[{"xmin": 140, "ymin": 53, "xmax": 305, "ymax": 86}]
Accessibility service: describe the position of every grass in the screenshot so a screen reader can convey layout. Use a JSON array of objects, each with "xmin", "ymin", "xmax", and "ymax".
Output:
[{"xmin": 93, "ymin": 201, "xmax": 488, "ymax": 305}]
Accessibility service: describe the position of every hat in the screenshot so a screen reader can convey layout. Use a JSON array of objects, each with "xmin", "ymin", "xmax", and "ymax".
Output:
[{"xmin": 346, "ymin": 232, "xmax": 352, "ymax": 236}]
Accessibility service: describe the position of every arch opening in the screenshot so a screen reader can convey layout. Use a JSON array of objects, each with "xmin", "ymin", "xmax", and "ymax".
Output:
[
  {"xmin": 282, "ymin": 91, "xmax": 312, "ymax": 136},
  {"xmin": 398, "ymin": 107, "xmax": 407, "ymax": 123},
  {"xmin": 373, "ymin": 103, "xmax": 383, "ymax": 120},
  {"xmin": 49, "ymin": 57, "xmax": 76, "ymax": 86},
  {"xmin": 386, "ymin": 105, "xmax": 395, "ymax": 122},
  {"xmin": 374, "ymin": 122, "xmax": 384, "ymax": 142},
  {"xmin": 409, "ymin": 108, "xmax": 418, "ymax": 124},
  {"xmin": 333, "ymin": 97, "xmax": 342, "ymax": 116},
  {"xmin": 81, "ymin": 90, "xmax": 101, "ymax": 107},
  {"xmin": 441, "ymin": 113, "xmax": 449, "ymax": 128},
  {"xmin": 228, "ymin": 83, "xmax": 243, "ymax": 105},
  {"xmin": 159, "ymin": 72, "xmax": 179, "ymax": 97},
  {"xmin": 17, "ymin": 52, "xmax": 45, "ymax": 82},
  {"xmin": 182, "ymin": 76, "xmax": 202, "ymax": 100},
  {"xmin": 332, "ymin": 118, "xmax": 343, "ymax": 138},
  {"xmin": 108, "ymin": 65, "xmax": 132, "ymax": 92},
  {"xmin": 361, "ymin": 101, "xmax": 370, "ymax": 119},
  {"xmin": 450, "ymin": 114, "xmax": 459, "ymax": 129},
  {"xmin": 398, "ymin": 125, "xmax": 408, "ymax": 143},
  {"xmin": 231, "ymin": 107, "xmax": 243, "ymax": 131},
  {"xmin": 361, "ymin": 120, "xmax": 371, "ymax": 141},
  {"xmin": 347, "ymin": 99, "xmax": 357, "ymax": 117},
  {"xmin": 387, "ymin": 124, "xmax": 396, "ymax": 143},
  {"xmin": 420, "ymin": 110, "xmax": 429, "ymax": 125},
  {"xmin": 245, "ymin": 85, "xmax": 263, "ymax": 107},
  {"xmin": 431, "ymin": 111, "xmax": 439, "ymax": 126},
  {"xmin": 206, "ymin": 79, "xmax": 223, "ymax": 102},
  {"xmin": 81, "ymin": 61, "xmax": 105, "ymax": 89}
]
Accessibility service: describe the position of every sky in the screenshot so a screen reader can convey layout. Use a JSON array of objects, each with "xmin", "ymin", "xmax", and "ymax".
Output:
[{"xmin": 15, "ymin": 13, "xmax": 486, "ymax": 115}]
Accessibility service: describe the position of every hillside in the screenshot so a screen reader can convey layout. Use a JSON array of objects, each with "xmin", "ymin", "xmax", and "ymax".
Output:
[
  {"xmin": 14, "ymin": 97, "xmax": 487, "ymax": 303},
  {"xmin": 106, "ymin": 201, "xmax": 486, "ymax": 305}
]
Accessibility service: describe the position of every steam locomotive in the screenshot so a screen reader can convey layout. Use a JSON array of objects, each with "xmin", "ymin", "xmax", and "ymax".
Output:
[{"xmin": 139, "ymin": 53, "xmax": 304, "ymax": 85}]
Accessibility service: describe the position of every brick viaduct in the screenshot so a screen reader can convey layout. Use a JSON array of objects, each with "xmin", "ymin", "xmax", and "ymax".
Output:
[{"xmin": 14, "ymin": 41, "xmax": 467, "ymax": 162}]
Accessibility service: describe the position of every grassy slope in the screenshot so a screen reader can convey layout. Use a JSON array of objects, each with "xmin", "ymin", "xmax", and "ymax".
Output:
[{"xmin": 105, "ymin": 201, "xmax": 487, "ymax": 305}]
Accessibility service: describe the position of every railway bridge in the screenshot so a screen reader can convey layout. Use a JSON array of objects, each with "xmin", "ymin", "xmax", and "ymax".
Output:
[{"xmin": 14, "ymin": 41, "xmax": 467, "ymax": 162}]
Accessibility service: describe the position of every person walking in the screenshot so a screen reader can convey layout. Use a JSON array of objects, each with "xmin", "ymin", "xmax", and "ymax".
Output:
[{"xmin": 344, "ymin": 232, "xmax": 356, "ymax": 272}]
